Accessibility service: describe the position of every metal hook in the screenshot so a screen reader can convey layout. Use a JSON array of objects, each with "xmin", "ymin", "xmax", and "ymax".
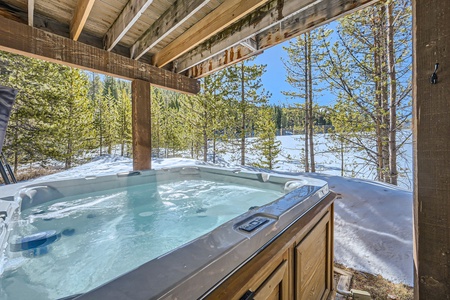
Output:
[{"xmin": 430, "ymin": 63, "xmax": 439, "ymax": 84}]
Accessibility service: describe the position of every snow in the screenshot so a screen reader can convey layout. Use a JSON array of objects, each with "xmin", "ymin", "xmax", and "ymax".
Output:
[{"xmin": 30, "ymin": 134, "xmax": 413, "ymax": 286}]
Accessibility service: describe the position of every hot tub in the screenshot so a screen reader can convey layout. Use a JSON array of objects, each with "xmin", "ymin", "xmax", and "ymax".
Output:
[{"xmin": 0, "ymin": 165, "xmax": 332, "ymax": 299}]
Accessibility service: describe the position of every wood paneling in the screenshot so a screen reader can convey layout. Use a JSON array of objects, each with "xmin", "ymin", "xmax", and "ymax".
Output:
[
  {"xmin": 413, "ymin": 0, "xmax": 450, "ymax": 298},
  {"xmin": 131, "ymin": 0, "xmax": 212, "ymax": 60},
  {"xmin": 152, "ymin": 0, "xmax": 271, "ymax": 67},
  {"xmin": 177, "ymin": 0, "xmax": 377, "ymax": 75},
  {"xmin": 0, "ymin": 17, "xmax": 200, "ymax": 94},
  {"xmin": 104, "ymin": 0, "xmax": 155, "ymax": 51},
  {"xmin": 205, "ymin": 193, "xmax": 335, "ymax": 300},
  {"xmin": 296, "ymin": 212, "xmax": 331, "ymax": 300}
]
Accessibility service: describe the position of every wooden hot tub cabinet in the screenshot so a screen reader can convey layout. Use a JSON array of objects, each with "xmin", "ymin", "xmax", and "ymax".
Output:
[{"xmin": 206, "ymin": 192, "xmax": 335, "ymax": 300}]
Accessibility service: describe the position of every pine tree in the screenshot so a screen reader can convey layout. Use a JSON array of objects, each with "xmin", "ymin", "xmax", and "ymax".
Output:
[
  {"xmin": 282, "ymin": 29, "xmax": 330, "ymax": 172},
  {"xmin": 224, "ymin": 59, "xmax": 270, "ymax": 166},
  {"xmin": 117, "ymin": 88, "xmax": 132, "ymax": 156},
  {"xmin": 52, "ymin": 67, "xmax": 94, "ymax": 168},
  {"xmin": 252, "ymin": 107, "xmax": 281, "ymax": 170},
  {"xmin": 319, "ymin": 0, "xmax": 411, "ymax": 184}
]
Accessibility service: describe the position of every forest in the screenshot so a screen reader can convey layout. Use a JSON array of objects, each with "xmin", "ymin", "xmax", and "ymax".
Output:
[{"xmin": 0, "ymin": 0, "xmax": 411, "ymax": 186}]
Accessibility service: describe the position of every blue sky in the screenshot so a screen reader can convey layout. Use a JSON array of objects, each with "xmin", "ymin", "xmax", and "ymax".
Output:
[{"xmin": 252, "ymin": 25, "xmax": 338, "ymax": 108}]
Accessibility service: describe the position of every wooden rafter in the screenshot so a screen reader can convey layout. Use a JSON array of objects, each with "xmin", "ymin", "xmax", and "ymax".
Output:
[
  {"xmin": 131, "ymin": 0, "xmax": 211, "ymax": 60},
  {"xmin": 0, "ymin": 16, "xmax": 200, "ymax": 94},
  {"xmin": 104, "ymin": 0, "xmax": 155, "ymax": 51},
  {"xmin": 187, "ymin": 44, "xmax": 260, "ymax": 78},
  {"xmin": 178, "ymin": 0, "xmax": 378, "ymax": 76},
  {"xmin": 152, "ymin": 0, "xmax": 271, "ymax": 68},
  {"xmin": 240, "ymin": 38, "xmax": 258, "ymax": 52},
  {"xmin": 176, "ymin": 0, "xmax": 323, "ymax": 73},
  {"xmin": 27, "ymin": 0, "xmax": 34, "ymax": 26},
  {"xmin": 70, "ymin": 0, "xmax": 96, "ymax": 40}
]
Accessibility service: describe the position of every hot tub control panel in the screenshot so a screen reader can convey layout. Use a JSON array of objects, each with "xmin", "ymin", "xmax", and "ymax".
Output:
[{"xmin": 238, "ymin": 217, "xmax": 270, "ymax": 232}]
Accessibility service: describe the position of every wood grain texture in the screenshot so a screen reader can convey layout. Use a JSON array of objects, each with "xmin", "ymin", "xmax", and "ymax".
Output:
[
  {"xmin": 104, "ymin": 0, "xmax": 155, "ymax": 51},
  {"xmin": 296, "ymin": 213, "xmax": 330, "ymax": 300},
  {"xmin": 178, "ymin": 0, "xmax": 377, "ymax": 74},
  {"xmin": 27, "ymin": 0, "xmax": 34, "ymax": 26},
  {"xmin": 186, "ymin": 44, "xmax": 260, "ymax": 78},
  {"xmin": 205, "ymin": 193, "xmax": 335, "ymax": 300},
  {"xmin": 70, "ymin": 0, "xmax": 96, "ymax": 40},
  {"xmin": 0, "ymin": 16, "xmax": 200, "ymax": 94},
  {"xmin": 131, "ymin": 0, "xmax": 212, "ymax": 60},
  {"xmin": 413, "ymin": 0, "xmax": 450, "ymax": 298},
  {"xmin": 152, "ymin": 0, "xmax": 271, "ymax": 67},
  {"xmin": 132, "ymin": 79, "xmax": 151, "ymax": 171}
]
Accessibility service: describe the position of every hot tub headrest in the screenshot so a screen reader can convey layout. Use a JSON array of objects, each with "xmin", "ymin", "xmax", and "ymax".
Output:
[{"xmin": 18, "ymin": 186, "xmax": 64, "ymax": 211}]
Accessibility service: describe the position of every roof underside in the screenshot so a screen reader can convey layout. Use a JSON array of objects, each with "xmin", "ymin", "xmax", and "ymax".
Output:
[{"xmin": 0, "ymin": 0, "xmax": 377, "ymax": 93}]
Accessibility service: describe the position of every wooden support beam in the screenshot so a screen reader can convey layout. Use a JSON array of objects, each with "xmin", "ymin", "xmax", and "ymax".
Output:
[
  {"xmin": 0, "ymin": 16, "xmax": 200, "ymax": 94},
  {"xmin": 132, "ymin": 79, "xmax": 152, "ymax": 171},
  {"xmin": 104, "ymin": 0, "xmax": 154, "ymax": 51},
  {"xmin": 152, "ymin": 0, "xmax": 271, "ymax": 68},
  {"xmin": 187, "ymin": 44, "xmax": 261, "ymax": 78},
  {"xmin": 240, "ymin": 38, "xmax": 258, "ymax": 52},
  {"xmin": 27, "ymin": 0, "xmax": 34, "ymax": 26},
  {"xmin": 413, "ymin": 0, "xmax": 450, "ymax": 298},
  {"xmin": 131, "ymin": 0, "xmax": 211, "ymax": 60},
  {"xmin": 178, "ymin": 0, "xmax": 377, "ymax": 75},
  {"xmin": 70, "ymin": 0, "xmax": 96, "ymax": 40}
]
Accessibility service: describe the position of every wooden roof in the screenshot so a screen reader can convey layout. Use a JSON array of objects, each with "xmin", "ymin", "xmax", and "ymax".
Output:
[{"xmin": 0, "ymin": 0, "xmax": 377, "ymax": 93}]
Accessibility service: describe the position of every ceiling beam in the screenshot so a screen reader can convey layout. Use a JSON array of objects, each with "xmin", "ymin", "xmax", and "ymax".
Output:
[
  {"xmin": 187, "ymin": 44, "xmax": 261, "ymax": 78},
  {"xmin": 0, "ymin": 16, "xmax": 200, "ymax": 94},
  {"xmin": 131, "ymin": 0, "xmax": 211, "ymax": 60},
  {"xmin": 240, "ymin": 38, "xmax": 258, "ymax": 52},
  {"xmin": 152, "ymin": 0, "xmax": 271, "ymax": 68},
  {"xmin": 70, "ymin": 0, "xmax": 96, "ymax": 40},
  {"xmin": 178, "ymin": 0, "xmax": 378, "ymax": 74},
  {"xmin": 177, "ymin": 0, "xmax": 322, "ymax": 73},
  {"xmin": 104, "ymin": 0, "xmax": 155, "ymax": 51},
  {"xmin": 27, "ymin": 0, "xmax": 34, "ymax": 26}
]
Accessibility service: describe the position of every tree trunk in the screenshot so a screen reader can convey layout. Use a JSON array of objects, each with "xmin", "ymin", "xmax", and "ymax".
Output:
[
  {"xmin": 304, "ymin": 34, "xmax": 310, "ymax": 172},
  {"xmin": 373, "ymin": 14, "xmax": 384, "ymax": 182},
  {"xmin": 240, "ymin": 62, "xmax": 246, "ymax": 166},
  {"xmin": 386, "ymin": 1, "xmax": 398, "ymax": 185},
  {"xmin": 203, "ymin": 111, "xmax": 208, "ymax": 162},
  {"xmin": 380, "ymin": 4, "xmax": 390, "ymax": 183},
  {"xmin": 307, "ymin": 32, "xmax": 315, "ymax": 173},
  {"xmin": 213, "ymin": 135, "xmax": 216, "ymax": 164}
]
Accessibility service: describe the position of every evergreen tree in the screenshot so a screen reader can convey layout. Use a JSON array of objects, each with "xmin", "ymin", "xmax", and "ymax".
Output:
[
  {"xmin": 319, "ymin": 0, "xmax": 411, "ymax": 184},
  {"xmin": 282, "ymin": 29, "xmax": 330, "ymax": 172},
  {"xmin": 117, "ymin": 88, "xmax": 132, "ymax": 156},
  {"xmin": 52, "ymin": 67, "xmax": 94, "ymax": 168},
  {"xmin": 88, "ymin": 73, "xmax": 105, "ymax": 155},
  {"xmin": 252, "ymin": 107, "xmax": 281, "ymax": 170},
  {"xmin": 224, "ymin": 59, "xmax": 270, "ymax": 166}
]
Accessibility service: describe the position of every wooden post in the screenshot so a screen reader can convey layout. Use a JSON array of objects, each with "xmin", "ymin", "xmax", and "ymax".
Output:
[
  {"xmin": 132, "ymin": 79, "xmax": 151, "ymax": 171},
  {"xmin": 413, "ymin": 1, "xmax": 450, "ymax": 298}
]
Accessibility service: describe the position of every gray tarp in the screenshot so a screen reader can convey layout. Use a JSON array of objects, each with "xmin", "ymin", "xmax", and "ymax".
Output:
[{"xmin": 0, "ymin": 86, "xmax": 18, "ymax": 154}]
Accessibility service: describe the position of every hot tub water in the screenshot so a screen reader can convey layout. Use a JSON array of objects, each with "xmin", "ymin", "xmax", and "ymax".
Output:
[{"xmin": 0, "ymin": 179, "xmax": 284, "ymax": 299}]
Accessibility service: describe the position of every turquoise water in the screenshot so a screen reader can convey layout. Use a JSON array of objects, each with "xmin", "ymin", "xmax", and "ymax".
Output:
[{"xmin": 0, "ymin": 179, "xmax": 284, "ymax": 299}]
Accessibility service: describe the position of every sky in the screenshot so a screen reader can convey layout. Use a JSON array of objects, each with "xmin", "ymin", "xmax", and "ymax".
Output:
[{"xmin": 251, "ymin": 32, "xmax": 338, "ymax": 108}]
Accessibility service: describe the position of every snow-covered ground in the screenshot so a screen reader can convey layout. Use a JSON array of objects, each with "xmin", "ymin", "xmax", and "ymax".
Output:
[{"xmin": 31, "ymin": 134, "xmax": 413, "ymax": 286}]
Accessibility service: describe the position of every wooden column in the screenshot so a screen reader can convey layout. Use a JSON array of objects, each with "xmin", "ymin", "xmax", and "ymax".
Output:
[
  {"xmin": 132, "ymin": 79, "xmax": 151, "ymax": 171},
  {"xmin": 413, "ymin": 1, "xmax": 450, "ymax": 298}
]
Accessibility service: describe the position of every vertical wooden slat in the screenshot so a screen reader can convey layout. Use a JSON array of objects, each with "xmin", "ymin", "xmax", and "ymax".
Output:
[
  {"xmin": 28, "ymin": 0, "xmax": 34, "ymax": 26},
  {"xmin": 132, "ymin": 79, "xmax": 151, "ymax": 171},
  {"xmin": 413, "ymin": 0, "xmax": 450, "ymax": 298}
]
